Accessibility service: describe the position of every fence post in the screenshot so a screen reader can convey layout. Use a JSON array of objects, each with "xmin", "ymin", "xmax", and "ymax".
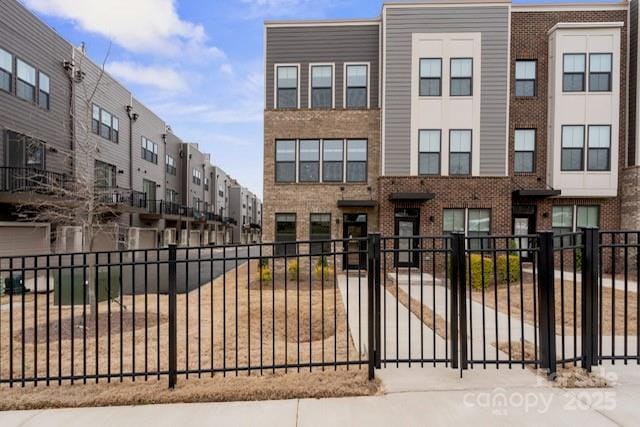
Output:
[
  {"xmin": 168, "ymin": 244, "xmax": 177, "ymax": 389},
  {"xmin": 372, "ymin": 233, "xmax": 382, "ymax": 369},
  {"xmin": 581, "ymin": 227, "xmax": 599, "ymax": 372},
  {"xmin": 450, "ymin": 233, "xmax": 465, "ymax": 370},
  {"xmin": 537, "ymin": 231, "xmax": 557, "ymax": 376},
  {"xmin": 367, "ymin": 233, "xmax": 379, "ymax": 380}
]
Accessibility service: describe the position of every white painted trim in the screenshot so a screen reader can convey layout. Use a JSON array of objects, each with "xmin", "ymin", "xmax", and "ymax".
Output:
[
  {"xmin": 263, "ymin": 25, "xmax": 268, "ymax": 110},
  {"xmin": 513, "ymin": 3, "xmax": 628, "ymax": 13},
  {"xmin": 273, "ymin": 63, "xmax": 301, "ymax": 109},
  {"xmin": 384, "ymin": 2, "xmax": 509, "ymax": 10},
  {"xmin": 505, "ymin": 3, "xmax": 512, "ymax": 177},
  {"xmin": 548, "ymin": 21, "xmax": 625, "ymax": 35},
  {"xmin": 343, "ymin": 62, "xmax": 371, "ymax": 110},
  {"xmin": 307, "ymin": 63, "xmax": 335, "ymax": 109},
  {"xmin": 265, "ymin": 19, "xmax": 380, "ymax": 28}
]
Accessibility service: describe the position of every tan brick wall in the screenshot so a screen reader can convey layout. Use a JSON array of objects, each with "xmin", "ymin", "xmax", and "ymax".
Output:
[
  {"xmin": 621, "ymin": 166, "xmax": 640, "ymax": 230},
  {"xmin": 263, "ymin": 109, "xmax": 381, "ymax": 242}
]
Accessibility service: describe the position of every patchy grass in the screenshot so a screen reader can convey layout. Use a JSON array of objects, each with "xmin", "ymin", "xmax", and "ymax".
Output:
[
  {"xmin": 384, "ymin": 283, "xmax": 448, "ymax": 340},
  {"xmin": 0, "ymin": 370, "xmax": 381, "ymax": 411}
]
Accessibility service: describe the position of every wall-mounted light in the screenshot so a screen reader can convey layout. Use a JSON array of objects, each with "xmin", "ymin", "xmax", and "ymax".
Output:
[{"xmin": 117, "ymin": 169, "xmax": 124, "ymax": 174}]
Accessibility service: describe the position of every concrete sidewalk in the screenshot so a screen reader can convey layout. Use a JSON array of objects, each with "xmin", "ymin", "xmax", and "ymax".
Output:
[{"xmin": 3, "ymin": 366, "xmax": 639, "ymax": 426}]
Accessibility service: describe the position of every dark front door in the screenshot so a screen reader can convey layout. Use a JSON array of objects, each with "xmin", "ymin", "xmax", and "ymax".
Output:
[
  {"xmin": 512, "ymin": 205, "xmax": 536, "ymax": 262},
  {"xmin": 343, "ymin": 213, "xmax": 367, "ymax": 270},
  {"xmin": 395, "ymin": 208, "xmax": 420, "ymax": 268}
]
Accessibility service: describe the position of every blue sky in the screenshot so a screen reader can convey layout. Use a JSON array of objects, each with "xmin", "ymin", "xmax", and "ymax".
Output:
[{"xmin": 20, "ymin": 0, "xmax": 615, "ymax": 198}]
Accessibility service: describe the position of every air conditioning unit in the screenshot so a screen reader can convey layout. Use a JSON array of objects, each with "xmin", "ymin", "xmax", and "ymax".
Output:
[
  {"xmin": 179, "ymin": 229, "xmax": 189, "ymax": 247},
  {"xmin": 163, "ymin": 228, "xmax": 177, "ymax": 246},
  {"xmin": 56, "ymin": 226, "xmax": 83, "ymax": 253}
]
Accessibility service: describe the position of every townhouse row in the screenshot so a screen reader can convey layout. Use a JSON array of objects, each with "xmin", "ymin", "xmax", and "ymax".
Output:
[
  {"xmin": 0, "ymin": 0, "xmax": 262, "ymax": 257},
  {"xmin": 263, "ymin": 0, "xmax": 640, "ymax": 267}
]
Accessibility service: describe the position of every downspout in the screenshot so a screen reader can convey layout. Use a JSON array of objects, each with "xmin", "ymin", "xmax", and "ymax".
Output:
[
  {"xmin": 126, "ymin": 95, "xmax": 137, "ymax": 228},
  {"xmin": 67, "ymin": 48, "xmax": 76, "ymax": 180}
]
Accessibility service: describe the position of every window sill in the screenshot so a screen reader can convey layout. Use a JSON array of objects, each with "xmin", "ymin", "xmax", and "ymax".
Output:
[
  {"xmin": 274, "ymin": 181, "xmax": 368, "ymax": 185},
  {"xmin": 513, "ymin": 96, "xmax": 538, "ymax": 100}
]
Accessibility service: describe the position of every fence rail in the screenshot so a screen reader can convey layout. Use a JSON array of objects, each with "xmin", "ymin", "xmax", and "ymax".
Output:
[{"xmin": 1, "ymin": 228, "xmax": 639, "ymax": 388}]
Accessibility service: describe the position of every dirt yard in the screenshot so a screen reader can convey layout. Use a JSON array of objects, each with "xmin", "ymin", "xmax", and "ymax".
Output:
[{"xmin": 0, "ymin": 260, "xmax": 364, "ymax": 393}]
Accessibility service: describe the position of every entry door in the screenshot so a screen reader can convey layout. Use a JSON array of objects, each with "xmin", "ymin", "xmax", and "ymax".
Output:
[
  {"xmin": 513, "ymin": 212, "xmax": 535, "ymax": 262},
  {"xmin": 395, "ymin": 209, "xmax": 420, "ymax": 268},
  {"xmin": 343, "ymin": 214, "xmax": 367, "ymax": 270}
]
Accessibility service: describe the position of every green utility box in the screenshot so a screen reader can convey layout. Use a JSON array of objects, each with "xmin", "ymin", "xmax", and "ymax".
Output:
[{"xmin": 54, "ymin": 268, "xmax": 120, "ymax": 306}]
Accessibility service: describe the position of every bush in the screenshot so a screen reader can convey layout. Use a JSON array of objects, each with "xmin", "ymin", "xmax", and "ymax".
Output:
[
  {"xmin": 496, "ymin": 254, "xmax": 521, "ymax": 284},
  {"xmin": 314, "ymin": 256, "xmax": 333, "ymax": 281},
  {"xmin": 259, "ymin": 265, "xmax": 272, "ymax": 283},
  {"xmin": 258, "ymin": 257, "xmax": 269, "ymax": 268},
  {"xmin": 287, "ymin": 260, "xmax": 299, "ymax": 279},
  {"xmin": 467, "ymin": 254, "xmax": 494, "ymax": 290}
]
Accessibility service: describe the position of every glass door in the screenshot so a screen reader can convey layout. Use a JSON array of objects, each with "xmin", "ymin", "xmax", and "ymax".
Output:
[
  {"xmin": 512, "ymin": 205, "xmax": 536, "ymax": 262},
  {"xmin": 395, "ymin": 208, "xmax": 420, "ymax": 268},
  {"xmin": 343, "ymin": 213, "xmax": 367, "ymax": 270}
]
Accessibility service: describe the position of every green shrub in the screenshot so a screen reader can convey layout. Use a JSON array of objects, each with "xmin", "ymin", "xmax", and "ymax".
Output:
[
  {"xmin": 287, "ymin": 260, "xmax": 299, "ymax": 278},
  {"xmin": 259, "ymin": 257, "xmax": 269, "ymax": 268},
  {"xmin": 314, "ymin": 256, "xmax": 333, "ymax": 281},
  {"xmin": 260, "ymin": 265, "xmax": 272, "ymax": 282},
  {"xmin": 496, "ymin": 254, "xmax": 521, "ymax": 284},
  {"xmin": 467, "ymin": 254, "xmax": 494, "ymax": 290}
]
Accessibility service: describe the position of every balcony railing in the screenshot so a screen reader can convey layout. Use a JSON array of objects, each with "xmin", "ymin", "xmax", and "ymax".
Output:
[
  {"xmin": 223, "ymin": 216, "xmax": 237, "ymax": 226},
  {"xmin": 0, "ymin": 167, "xmax": 72, "ymax": 193}
]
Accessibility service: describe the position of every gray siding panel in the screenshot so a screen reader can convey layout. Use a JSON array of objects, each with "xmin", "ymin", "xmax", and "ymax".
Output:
[
  {"xmin": 265, "ymin": 24, "xmax": 380, "ymax": 109},
  {"xmin": 384, "ymin": 6, "xmax": 509, "ymax": 176},
  {"xmin": 132, "ymin": 98, "xmax": 166, "ymax": 195},
  {"xmin": 164, "ymin": 132, "xmax": 183, "ymax": 197}
]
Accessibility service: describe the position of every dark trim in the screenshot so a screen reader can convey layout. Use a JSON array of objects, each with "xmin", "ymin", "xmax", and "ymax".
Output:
[
  {"xmin": 337, "ymin": 199, "xmax": 376, "ymax": 208},
  {"xmin": 389, "ymin": 192, "xmax": 435, "ymax": 202},
  {"xmin": 513, "ymin": 189, "xmax": 561, "ymax": 198}
]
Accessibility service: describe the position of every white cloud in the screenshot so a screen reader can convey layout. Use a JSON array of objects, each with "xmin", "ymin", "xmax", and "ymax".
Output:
[
  {"xmin": 239, "ymin": 0, "xmax": 334, "ymax": 18},
  {"xmin": 219, "ymin": 63, "xmax": 234, "ymax": 76},
  {"xmin": 105, "ymin": 61, "xmax": 188, "ymax": 92},
  {"xmin": 22, "ymin": 0, "xmax": 225, "ymax": 60}
]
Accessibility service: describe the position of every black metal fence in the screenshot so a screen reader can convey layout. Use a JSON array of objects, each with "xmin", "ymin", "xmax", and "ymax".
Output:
[{"xmin": 1, "ymin": 228, "xmax": 639, "ymax": 388}]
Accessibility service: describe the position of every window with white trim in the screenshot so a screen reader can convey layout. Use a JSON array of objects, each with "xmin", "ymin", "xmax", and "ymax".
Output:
[
  {"xmin": 589, "ymin": 53, "xmax": 612, "ymax": 92},
  {"xmin": 0, "ymin": 48, "xmax": 11, "ymax": 93},
  {"xmin": 450, "ymin": 58, "xmax": 472, "ymax": 96},
  {"xmin": 515, "ymin": 60, "xmax": 536, "ymax": 97},
  {"xmin": 310, "ymin": 65, "xmax": 332, "ymax": 108},
  {"xmin": 141, "ymin": 137, "xmax": 158, "ymax": 164},
  {"xmin": 514, "ymin": 129, "xmax": 536, "ymax": 173},
  {"xmin": 276, "ymin": 66, "xmax": 298, "ymax": 109},
  {"xmin": 563, "ymin": 53, "xmax": 586, "ymax": 92},
  {"xmin": 38, "ymin": 72, "xmax": 50, "ymax": 110},
  {"xmin": 16, "ymin": 59, "xmax": 36, "ymax": 102},
  {"xmin": 449, "ymin": 130, "xmax": 472, "ymax": 175},
  {"xmin": 418, "ymin": 129, "xmax": 440, "ymax": 175},
  {"xmin": 419, "ymin": 58, "xmax": 441, "ymax": 96},
  {"xmin": 299, "ymin": 139, "xmax": 320, "ymax": 182},
  {"xmin": 587, "ymin": 125, "xmax": 611, "ymax": 171},
  {"xmin": 561, "ymin": 125, "xmax": 584, "ymax": 171},
  {"xmin": 346, "ymin": 64, "xmax": 368, "ymax": 108}
]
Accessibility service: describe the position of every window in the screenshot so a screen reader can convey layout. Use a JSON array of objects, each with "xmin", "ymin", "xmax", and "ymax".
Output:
[
  {"xmin": 449, "ymin": 130, "xmax": 472, "ymax": 175},
  {"xmin": 94, "ymin": 160, "xmax": 116, "ymax": 188},
  {"xmin": 420, "ymin": 58, "xmax": 441, "ymax": 96},
  {"xmin": 310, "ymin": 213, "xmax": 331, "ymax": 255},
  {"xmin": 552, "ymin": 206, "xmax": 574, "ymax": 246},
  {"xmin": 141, "ymin": 137, "xmax": 158, "ymax": 164},
  {"xmin": 467, "ymin": 209, "xmax": 491, "ymax": 250},
  {"xmin": 192, "ymin": 169, "xmax": 202, "ymax": 185},
  {"xmin": 587, "ymin": 125, "xmax": 611, "ymax": 171},
  {"xmin": 443, "ymin": 209, "xmax": 465, "ymax": 234},
  {"xmin": 450, "ymin": 58, "xmax": 472, "ymax": 96},
  {"xmin": 418, "ymin": 130, "xmax": 441, "ymax": 175},
  {"xmin": 0, "ymin": 48, "xmax": 11, "ymax": 92},
  {"xmin": 165, "ymin": 154, "xmax": 177, "ymax": 175},
  {"xmin": 515, "ymin": 60, "xmax": 536, "ymax": 97},
  {"xmin": 276, "ymin": 65, "xmax": 298, "ymax": 109},
  {"xmin": 25, "ymin": 139, "xmax": 44, "ymax": 168},
  {"xmin": 346, "ymin": 64, "xmax": 368, "ymax": 108},
  {"xmin": 275, "ymin": 213, "xmax": 297, "ymax": 256},
  {"xmin": 5, "ymin": 131, "xmax": 45, "ymax": 169},
  {"xmin": 561, "ymin": 126, "xmax": 584, "ymax": 171},
  {"xmin": 275, "ymin": 139, "xmax": 296, "ymax": 182},
  {"xmin": 165, "ymin": 189, "xmax": 178, "ymax": 204},
  {"xmin": 577, "ymin": 205, "xmax": 600, "ymax": 229},
  {"xmin": 589, "ymin": 53, "xmax": 612, "ymax": 92},
  {"xmin": 563, "ymin": 53, "xmax": 585, "ymax": 92},
  {"xmin": 38, "ymin": 72, "xmax": 50, "ymax": 109},
  {"xmin": 323, "ymin": 139, "xmax": 343, "ymax": 182},
  {"xmin": 310, "ymin": 65, "xmax": 332, "ymax": 108},
  {"xmin": 299, "ymin": 139, "xmax": 320, "ymax": 182},
  {"xmin": 16, "ymin": 59, "xmax": 36, "ymax": 102},
  {"xmin": 92, "ymin": 105, "xmax": 119, "ymax": 142},
  {"xmin": 514, "ymin": 129, "xmax": 536, "ymax": 173},
  {"xmin": 346, "ymin": 139, "xmax": 367, "ymax": 182},
  {"xmin": 204, "ymin": 177, "xmax": 210, "ymax": 191}
]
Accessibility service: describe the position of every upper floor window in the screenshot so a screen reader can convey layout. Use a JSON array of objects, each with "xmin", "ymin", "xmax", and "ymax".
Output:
[
  {"xmin": 589, "ymin": 53, "xmax": 612, "ymax": 92},
  {"xmin": 346, "ymin": 139, "xmax": 367, "ymax": 182},
  {"xmin": 514, "ymin": 129, "xmax": 536, "ymax": 173},
  {"xmin": 141, "ymin": 137, "xmax": 158, "ymax": 164},
  {"xmin": 95, "ymin": 160, "xmax": 116, "ymax": 188},
  {"xmin": 166, "ymin": 189, "xmax": 178, "ymax": 204},
  {"xmin": 419, "ymin": 58, "xmax": 441, "ymax": 96},
  {"xmin": 449, "ymin": 130, "xmax": 472, "ymax": 175},
  {"xmin": 561, "ymin": 125, "xmax": 584, "ymax": 171},
  {"xmin": 310, "ymin": 65, "xmax": 332, "ymax": 108},
  {"xmin": 38, "ymin": 72, "xmax": 50, "ymax": 110},
  {"xmin": 165, "ymin": 154, "xmax": 177, "ymax": 175},
  {"xmin": 16, "ymin": 59, "xmax": 36, "ymax": 102},
  {"xmin": 323, "ymin": 139, "xmax": 343, "ymax": 182},
  {"xmin": 515, "ymin": 60, "xmax": 536, "ymax": 97},
  {"xmin": 418, "ymin": 129, "xmax": 441, "ymax": 175},
  {"xmin": 276, "ymin": 65, "xmax": 298, "ymax": 109},
  {"xmin": 0, "ymin": 48, "xmax": 12, "ymax": 93},
  {"xmin": 563, "ymin": 53, "xmax": 586, "ymax": 92},
  {"xmin": 204, "ymin": 177, "xmax": 209, "ymax": 190},
  {"xmin": 275, "ymin": 139, "xmax": 296, "ymax": 182},
  {"xmin": 587, "ymin": 125, "xmax": 611, "ymax": 171},
  {"xmin": 450, "ymin": 58, "xmax": 472, "ymax": 96},
  {"xmin": 299, "ymin": 139, "xmax": 320, "ymax": 182},
  {"xmin": 345, "ymin": 64, "xmax": 368, "ymax": 108},
  {"xmin": 92, "ymin": 104, "xmax": 119, "ymax": 143},
  {"xmin": 192, "ymin": 168, "xmax": 202, "ymax": 185}
]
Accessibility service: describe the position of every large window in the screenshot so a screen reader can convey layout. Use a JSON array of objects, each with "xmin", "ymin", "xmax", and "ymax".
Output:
[
  {"xmin": 577, "ymin": 205, "xmax": 600, "ymax": 229},
  {"xmin": 275, "ymin": 213, "xmax": 297, "ymax": 256},
  {"xmin": 165, "ymin": 154, "xmax": 177, "ymax": 175},
  {"xmin": 310, "ymin": 65, "xmax": 332, "ymax": 108},
  {"xmin": 418, "ymin": 129, "xmax": 441, "ymax": 175},
  {"xmin": 276, "ymin": 65, "xmax": 298, "ymax": 109},
  {"xmin": 192, "ymin": 168, "xmax": 202, "ymax": 185},
  {"xmin": 323, "ymin": 139, "xmax": 343, "ymax": 182},
  {"xmin": 346, "ymin": 64, "xmax": 368, "ymax": 108},
  {"xmin": 141, "ymin": 137, "xmax": 158, "ymax": 164},
  {"xmin": 515, "ymin": 60, "xmax": 536, "ymax": 97},
  {"xmin": 0, "ymin": 48, "xmax": 11, "ymax": 93},
  {"xmin": 275, "ymin": 139, "xmax": 296, "ymax": 182},
  {"xmin": 468, "ymin": 209, "xmax": 491, "ymax": 250},
  {"xmin": 587, "ymin": 125, "xmax": 611, "ymax": 171},
  {"xmin": 552, "ymin": 206, "xmax": 574, "ymax": 243},
  {"xmin": 5, "ymin": 130, "xmax": 44, "ymax": 169},
  {"xmin": 299, "ymin": 139, "xmax": 320, "ymax": 182},
  {"xmin": 561, "ymin": 125, "xmax": 584, "ymax": 171},
  {"xmin": 443, "ymin": 209, "xmax": 465, "ymax": 235},
  {"xmin": 94, "ymin": 160, "xmax": 116, "ymax": 188},
  {"xmin": 450, "ymin": 58, "xmax": 472, "ymax": 96},
  {"xmin": 563, "ymin": 53, "xmax": 586, "ymax": 92},
  {"xmin": 310, "ymin": 213, "xmax": 331, "ymax": 255},
  {"xmin": 449, "ymin": 130, "xmax": 472, "ymax": 175},
  {"xmin": 346, "ymin": 139, "xmax": 367, "ymax": 182},
  {"xmin": 38, "ymin": 72, "xmax": 50, "ymax": 110},
  {"xmin": 92, "ymin": 104, "xmax": 119, "ymax": 143},
  {"xmin": 589, "ymin": 53, "xmax": 612, "ymax": 92},
  {"xmin": 419, "ymin": 58, "xmax": 441, "ymax": 96},
  {"xmin": 16, "ymin": 59, "xmax": 36, "ymax": 102},
  {"xmin": 514, "ymin": 129, "xmax": 536, "ymax": 173}
]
